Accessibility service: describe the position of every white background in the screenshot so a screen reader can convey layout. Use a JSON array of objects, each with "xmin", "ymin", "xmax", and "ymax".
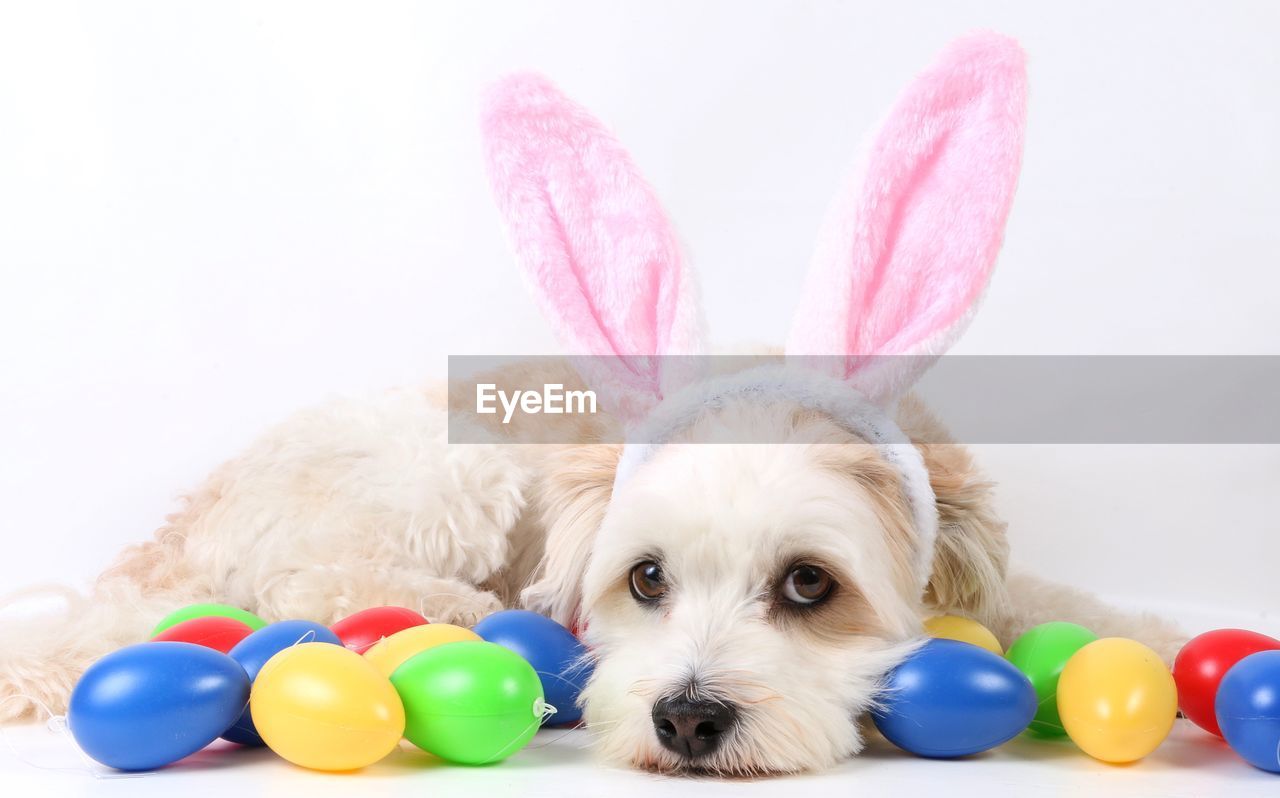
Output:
[{"xmin": 1, "ymin": 1, "xmax": 1278, "ymax": 620}]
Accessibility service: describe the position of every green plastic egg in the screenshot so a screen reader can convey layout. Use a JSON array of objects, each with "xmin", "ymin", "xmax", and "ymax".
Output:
[
  {"xmin": 390, "ymin": 641, "xmax": 545, "ymax": 765},
  {"xmin": 152, "ymin": 603, "xmax": 267, "ymax": 636},
  {"xmin": 1005, "ymin": 621, "xmax": 1099, "ymax": 736}
]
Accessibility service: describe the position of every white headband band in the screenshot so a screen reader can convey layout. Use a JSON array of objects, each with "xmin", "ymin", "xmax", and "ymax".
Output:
[{"xmin": 610, "ymin": 364, "xmax": 939, "ymax": 597}]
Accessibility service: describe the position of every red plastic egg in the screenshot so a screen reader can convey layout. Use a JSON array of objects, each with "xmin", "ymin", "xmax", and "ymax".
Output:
[
  {"xmin": 150, "ymin": 615, "xmax": 255, "ymax": 653},
  {"xmin": 331, "ymin": 606, "xmax": 429, "ymax": 654},
  {"xmin": 1173, "ymin": 628, "xmax": 1280, "ymax": 736}
]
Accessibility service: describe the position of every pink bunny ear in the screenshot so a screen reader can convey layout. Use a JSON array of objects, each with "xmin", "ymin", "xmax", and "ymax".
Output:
[
  {"xmin": 786, "ymin": 32, "xmax": 1028, "ymax": 404},
  {"xmin": 482, "ymin": 73, "xmax": 704, "ymax": 421}
]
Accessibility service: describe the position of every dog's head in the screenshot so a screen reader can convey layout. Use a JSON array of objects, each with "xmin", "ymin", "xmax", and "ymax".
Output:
[
  {"xmin": 484, "ymin": 33, "xmax": 1026, "ymax": 774},
  {"xmin": 579, "ymin": 408, "xmax": 928, "ymax": 774}
]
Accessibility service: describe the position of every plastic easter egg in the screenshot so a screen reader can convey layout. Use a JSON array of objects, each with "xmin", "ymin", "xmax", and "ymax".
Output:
[
  {"xmin": 363, "ymin": 623, "xmax": 480, "ymax": 677},
  {"xmin": 68, "ymin": 642, "xmax": 249, "ymax": 771},
  {"xmin": 1174, "ymin": 628, "xmax": 1280, "ymax": 737},
  {"xmin": 151, "ymin": 615, "xmax": 255, "ymax": 653},
  {"xmin": 151, "ymin": 603, "xmax": 266, "ymax": 636},
  {"xmin": 1216, "ymin": 649, "xmax": 1280, "ymax": 773},
  {"xmin": 923, "ymin": 615, "xmax": 1003, "ymax": 656},
  {"xmin": 251, "ymin": 642, "xmax": 405, "ymax": 771},
  {"xmin": 391, "ymin": 640, "xmax": 545, "ymax": 764},
  {"xmin": 223, "ymin": 620, "xmax": 343, "ymax": 745},
  {"xmin": 474, "ymin": 609, "xmax": 592, "ymax": 724},
  {"xmin": 1058, "ymin": 638, "xmax": 1177, "ymax": 763},
  {"xmin": 1005, "ymin": 621, "xmax": 1098, "ymax": 737},
  {"xmin": 872, "ymin": 638, "xmax": 1037, "ymax": 758},
  {"xmin": 332, "ymin": 606, "xmax": 429, "ymax": 655}
]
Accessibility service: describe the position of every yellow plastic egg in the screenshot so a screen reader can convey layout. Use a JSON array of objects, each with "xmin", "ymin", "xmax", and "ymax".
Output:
[
  {"xmin": 362, "ymin": 623, "xmax": 481, "ymax": 677},
  {"xmin": 923, "ymin": 615, "xmax": 1003, "ymax": 655},
  {"xmin": 1057, "ymin": 637, "xmax": 1177, "ymax": 763},
  {"xmin": 251, "ymin": 642, "xmax": 405, "ymax": 771}
]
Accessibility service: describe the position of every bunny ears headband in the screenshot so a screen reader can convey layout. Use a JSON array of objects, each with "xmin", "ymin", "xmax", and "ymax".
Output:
[{"xmin": 482, "ymin": 32, "xmax": 1028, "ymax": 598}]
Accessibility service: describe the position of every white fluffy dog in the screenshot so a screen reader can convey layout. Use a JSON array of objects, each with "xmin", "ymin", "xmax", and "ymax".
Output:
[{"xmin": 0, "ymin": 33, "xmax": 1183, "ymax": 776}]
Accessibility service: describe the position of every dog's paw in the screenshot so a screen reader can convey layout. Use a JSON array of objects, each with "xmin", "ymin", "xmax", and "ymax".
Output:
[
  {"xmin": 519, "ymin": 581, "xmax": 558, "ymax": 619},
  {"xmin": 420, "ymin": 588, "xmax": 504, "ymax": 627}
]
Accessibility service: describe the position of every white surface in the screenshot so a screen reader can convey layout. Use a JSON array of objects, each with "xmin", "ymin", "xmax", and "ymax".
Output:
[{"xmin": 2, "ymin": 721, "xmax": 1277, "ymax": 798}]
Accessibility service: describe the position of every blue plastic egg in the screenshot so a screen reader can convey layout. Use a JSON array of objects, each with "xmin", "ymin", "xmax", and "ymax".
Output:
[
  {"xmin": 222, "ymin": 619, "xmax": 342, "ymax": 745},
  {"xmin": 68, "ymin": 642, "xmax": 249, "ymax": 771},
  {"xmin": 1216, "ymin": 649, "xmax": 1280, "ymax": 773},
  {"xmin": 873, "ymin": 638, "xmax": 1036, "ymax": 758},
  {"xmin": 473, "ymin": 609, "xmax": 592, "ymax": 724}
]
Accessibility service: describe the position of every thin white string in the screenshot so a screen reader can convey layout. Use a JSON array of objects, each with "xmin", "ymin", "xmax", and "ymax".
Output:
[
  {"xmin": 0, "ymin": 695, "xmax": 150, "ymax": 779},
  {"xmin": 290, "ymin": 630, "xmax": 318, "ymax": 647},
  {"xmin": 471, "ymin": 700, "xmax": 560, "ymax": 763},
  {"xmin": 522, "ymin": 717, "xmax": 601, "ymax": 752}
]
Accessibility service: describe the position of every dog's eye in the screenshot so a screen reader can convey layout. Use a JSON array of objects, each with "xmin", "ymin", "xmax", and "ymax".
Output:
[
  {"xmin": 781, "ymin": 565, "xmax": 834, "ymax": 605},
  {"xmin": 629, "ymin": 560, "xmax": 666, "ymax": 602}
]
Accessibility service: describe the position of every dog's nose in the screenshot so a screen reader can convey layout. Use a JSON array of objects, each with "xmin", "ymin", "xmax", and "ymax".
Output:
[{"xmin": 651, "ymin": 696, "xmax": 738, "ymax": 760}]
